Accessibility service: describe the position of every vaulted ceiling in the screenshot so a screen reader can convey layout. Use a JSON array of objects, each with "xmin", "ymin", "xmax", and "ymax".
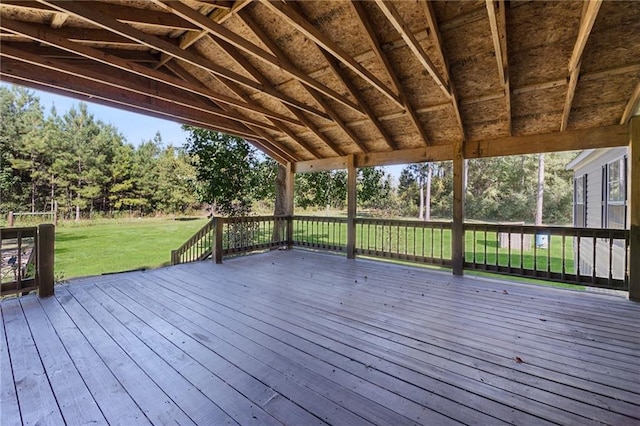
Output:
[{"xmin": 1, "ymin": 1, "xmax": 639, "ymax": 165}]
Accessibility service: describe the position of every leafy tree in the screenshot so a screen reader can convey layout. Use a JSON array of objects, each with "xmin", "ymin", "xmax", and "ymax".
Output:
[{"xmin": 183, "ymin": 127, "xmax": 257, "ymax": 216}]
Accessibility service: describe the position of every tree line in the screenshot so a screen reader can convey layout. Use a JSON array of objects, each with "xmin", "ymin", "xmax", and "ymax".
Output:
[{"xmin": 2, "ymin": 85, "xmax": 576, "ymax": 224}]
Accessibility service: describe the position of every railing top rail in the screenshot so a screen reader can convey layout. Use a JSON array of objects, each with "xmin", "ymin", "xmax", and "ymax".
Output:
[
  {"xmin": 355, "ymin": 217, "xmax": 452, "ymax": 226},
  {"xmin": 293, "ymin": 215, "xmax": 348, "ymax": 222},
  {"xmin": 463, "ymin": 222, "xmax": 628, "ymax": 238},
  {"xmin": 1, "ymin": 226, "xmax": 38, "ymax": 235},
  {"xmin": 173, "ymin": 219, "xmax": 216, "ymax": 253},
  {"xmin": 224, "ymin": 215, "xmax": 286, "ymax": 222}
]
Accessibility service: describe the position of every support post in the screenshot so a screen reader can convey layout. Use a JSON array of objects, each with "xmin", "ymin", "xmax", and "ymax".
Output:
[
  {"xmin": 212, "ymin": 217, "xmax": 223, "ymax": 264},
  {"xmin": 37, "ymin": 224, "xmax": 55, "ymax": 297},
  {"xmin": 629, "ymin": 116, "xmax": 640, "ymax": 300},
  {"xmin": 286, "ymin": 162, "xmax": 295, "ymax": 249},
  {"xmin": 347, "ymin": 154, "xmax": 357, "ymax": 259},
  {"xmin": 8, "ymin": 211, "xmax": 14, "ymax": 227},
  {"xmin": 452, "ymin": 139, "xmax": 465, "ymax": 275}
]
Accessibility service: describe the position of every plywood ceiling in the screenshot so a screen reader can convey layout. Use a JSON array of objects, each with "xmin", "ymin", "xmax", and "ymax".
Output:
[{"xmin": 1, "ymin": 0, "xmax": 639, "ymax": 164}]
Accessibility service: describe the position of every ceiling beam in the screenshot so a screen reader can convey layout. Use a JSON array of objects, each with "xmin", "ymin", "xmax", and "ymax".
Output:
[
  {"xmin": 561, "ymin": 0, "xmax": 602, "ymax": 131},
  {"xmin": 375, "ymin": 0, "xmax": 449, "ymax": 98},
  {"xmin": 164, "ymin": 61, "xmax": 300, "ymax": 163},
  {"xmin": 0, "ymin": 46, "xmax": 286, "ymax": 133},
  {"xmin": 621, "ymin": 79, "xmax": 640, "ymax": 124},
  {"xmin": 0, "ymin": 60, "xmax": 266, "ymax": 141},
  {"xmin": 1, "ymin": 18, "xmax": 306, "ymax": 129},
  {"xmin": 188, "ymin": 40, "xmax": 322, "ymax": 158},
  {"xmin": 260, "ymin": 0, "xmax": 403, "ymax": 110},
  {"xmin": 236, "ymin": 11, "xmax": 356, "ymax": 157},
  {"xmin": 153, "ymin": 0, "xmax": 364, "ymax": 116},
  {"xmin": 350, "ymin": 0, "xmax": 430, "ymax": 147},
  {"xmin": 485, "ymin": 0, "xmax": 511, "ymax": 135},
  {"xmin": 37, "ymin": 0, "xmax": 331, "ymax": 122},
  {"xmin": 419, "ymin": 0, "xmax": 464, "ymax": 140}
]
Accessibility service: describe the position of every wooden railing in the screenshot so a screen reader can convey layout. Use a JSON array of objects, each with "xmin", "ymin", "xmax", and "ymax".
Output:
[
  {"xmin": 172, "ymin": 216, "xmax": 629, "ymax": 290},
  {"xmin": 171, "ymin": 216, "xmax": 289, "ymax": 265},
  {"xmin": 222, "ymin": 216, "xmax": 289, "ymax": 256},
  {"xmin": 292, "ymin": 216, "xmax": 347, "ymax": 252},
  {"xmin": 1, "ymin": 224, "xmax": 54, "ymax": 298},
  {"xmin": 464, "ymin": 224, "xmax": 629, "ymax": 290},
  {"xmin": 355, "ymin": 218, "xmax": 452, "ymax": 265}
]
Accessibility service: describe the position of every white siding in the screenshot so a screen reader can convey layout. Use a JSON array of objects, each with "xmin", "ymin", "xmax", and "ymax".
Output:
[{"xmin": 570, "ymin": 147, "xmax": 628, "ymax": 282}]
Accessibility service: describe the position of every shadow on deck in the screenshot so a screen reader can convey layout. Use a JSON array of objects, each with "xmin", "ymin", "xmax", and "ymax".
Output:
[{"xmin": 1, "ymin": 250, "xmax": 639, "ymax": 425}]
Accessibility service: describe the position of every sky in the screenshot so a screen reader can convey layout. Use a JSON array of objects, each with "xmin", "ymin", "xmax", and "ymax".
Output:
[{"xmin": 3, "ymin": 81, "xmax": 404, "ymax": 177}]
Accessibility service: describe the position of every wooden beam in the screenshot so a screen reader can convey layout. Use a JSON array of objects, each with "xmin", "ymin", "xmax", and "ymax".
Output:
[
  {"xmin": 375, "ymin": 0, "xmax": 449, "ymax": 98},
  {"xmin": 154, "ymin": 0, "xmax": 364, "ymax": 116},
  {"xmin": 3, "ymin": 0, "xmax": 200, "ymax": 30},
  {"xmin": 38, "ymin": 1, "xmax": 332, "ymax": 121},
  {"xmin": 357, "ymin": 145, "xmax": 451, "ymax": 168},
  {"xmin": 50, "ymin": 12, "xmax": 68, "ymax": 28},
  {"xmin": 1, "ymin": 19, "xmax": 305, "ymax": 128},
  {"xmin": 261, "ymin": 0, "xmax": 403, "ymax": 109},
  {"xmin": 621, "ymin": 78, "xmax": 640, "ymax": 124},
  {"xmin": 209, "ymin": 37, "xmax": 338, "ymax": 158},
  {"xmin": 294, "ymin": 156, "xmax": 349, "ymax": 174},
  {"xmin": 347, "ymin": 154, "xmax": 357, "ymax": 259},
  {"xmin": 561, "ymin": 0, "xmax": 602, "ymax": 131},
  {"xmin": 232, "ymin": 12, "xmax": 352, "ymax": 157},
  {"xmin": 0, "ymin": 64, "xmax": 265, "ymax": 141},
  {"xmin": 629, "ymin": 116, "xmax": 640, "ymax": 301},
  {"xmin": 163, "ymin": 61, "xmax": 300, "ymax": 164},
  {"xmin": 465, "ymin": 124, "xmax": 628, "ymax": 158},
  {"xmin": 420, "ymin": 0, "xmax": 464, "ymax": 139},
  {"xmin": 350, "ymin": 1, "xmax": 431, "ymax": 146},
  {"xmin": 485, "ymin": 0, "xmax": 511, "ymax": 134},
  {"xmin": 0, "ymin": 45, "xmax": 286, "ymax": 134},
  {"xmin": 452, "ymin": 139, "xmax": 465, "ymax": 276}
]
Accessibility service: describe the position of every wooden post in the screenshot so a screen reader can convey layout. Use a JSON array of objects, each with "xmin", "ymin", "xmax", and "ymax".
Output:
[
  {"xmin": 347, "ymin": 154, "xmax": 357, "ymax": 259},
  {"xmin": 629, "ymin": 116, "xmax": 640, "ymax": 301},
  {"xmin": 286, "ymin": 162, "xmax": 294, "ymax": 249},
  {"xmin": 212, "ymin": 217, "xmax": 224, "ymax": 264},
  {"xmin": 8, "ymin": 211, "xmax": 14, "ymax": 227},
  {"xmin": 452, "ymin": 139, "xmax": 465, "ymax": 275},
  {"xmin": 37, "ymin": 224, "xmax": 55, "ymax": 297}
]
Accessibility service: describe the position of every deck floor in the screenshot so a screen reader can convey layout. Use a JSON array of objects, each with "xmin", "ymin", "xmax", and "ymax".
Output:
[{"xmin": 2, "ymin": 250, "xmax": 639, "ymax": 425}]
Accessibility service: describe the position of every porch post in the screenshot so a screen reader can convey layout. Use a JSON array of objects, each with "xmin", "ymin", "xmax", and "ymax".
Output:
[
  {"xmin": 37, "ymin": 224, "xmax": 55, "ymax": 297},
  {"xmin": 212, "ymin": 217, "xmax": 223, "ymax": 264},
  {"xmin": 347, "ymin": 154, "xmax": 356, "ymax": 259},
  {"xmin": 285, "ymin": 162, "xmax": 294, "ymax": 248},
  {"xmin": 452, "ymin": 139, "xmax": 465, "ymax": 275},
  {"xmin": 629, "ymin": 116, "xmax": 640, "ymax": 301}
]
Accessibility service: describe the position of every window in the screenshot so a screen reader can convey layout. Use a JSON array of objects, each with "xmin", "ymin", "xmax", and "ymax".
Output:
[
  {"xmin": 602, "ymin": 156, "xmax": 627, "ymax": 229},
  {"xmin": 574, "ymin": 175, "xmax": 586, "ymax": 227}
]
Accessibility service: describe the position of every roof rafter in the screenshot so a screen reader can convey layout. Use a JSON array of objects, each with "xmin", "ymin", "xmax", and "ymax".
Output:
[
  {"xmin": 260, "ymin": 0, "xmax": 404, "ymax": 110},
  {"xmin": 153, "ymin": 0, "xmax": 364, "ymax": 117},
  {"xmin": 350, "ymin": 0, "xmax": 431, "ymax": 146},
  {"xmin": 621, "ymin": 79, "xmax": 640, "ymax": 125},
  {"xmin": 1, "ymin": 18, "xmax": 305, "ymax": 129},
  {"xmin": 236, "ymin": 10, "xmax": 356, "ymax": 157},
  {"xmin": 0, "ymin": 45, "xmax": 285, "ymax": 133},
  {"xmin": 419, "ymin": 0, "xmax": 464, "ymax": 139},
  {"xmin": 211, "ymin": 37, "xmax": 340, "ymax": 157},
  {"xmin": 561, "ymin": 0, "xmax": 602, "ymax": 131},
  {"xmin": 163, "ymin": 61, "xmax": 299, "ymax": 164},
  {"xmin": 37, "ymin": 0, "xmax": 332, "ymax": 122},
  {"xmin": 375, "ymin": 0, "xmax": 449, "ymax": 97},
  {"xmin": 153, "ymin": 0, "xmax": 250, "ymax": 70},
  {"xmin": 0, "ymin": 59, "xmax": 265, "ymax": 141},
  {"xmin": 485, "ymin": 0, "xmax": 511, "ymax": 135}
]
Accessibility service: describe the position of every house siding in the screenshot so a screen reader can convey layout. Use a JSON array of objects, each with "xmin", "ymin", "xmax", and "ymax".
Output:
[{"xmin": 569, "ymin": 148, "xmax": 628, "ymax": 281}]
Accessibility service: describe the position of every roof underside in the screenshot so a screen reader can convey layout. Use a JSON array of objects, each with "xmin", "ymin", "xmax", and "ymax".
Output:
[{"xmin": 1, "ymin": 0, "xmax": 639, "ymax": 165}]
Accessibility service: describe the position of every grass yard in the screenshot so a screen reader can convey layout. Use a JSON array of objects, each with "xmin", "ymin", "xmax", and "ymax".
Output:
[{"xmin": 55, "ymin": 217, "xmax": 208, "ymax": 280}]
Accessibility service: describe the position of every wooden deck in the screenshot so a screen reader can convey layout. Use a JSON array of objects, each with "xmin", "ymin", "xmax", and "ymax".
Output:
[{"xmin": 2, "ymin": 250, "xmax": 639, "ymax": 425}]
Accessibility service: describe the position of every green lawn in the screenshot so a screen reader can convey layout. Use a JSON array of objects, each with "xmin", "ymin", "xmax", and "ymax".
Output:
[{"xmin": 55, "ymin": 218, "xmax": 208, "ymax": 280}]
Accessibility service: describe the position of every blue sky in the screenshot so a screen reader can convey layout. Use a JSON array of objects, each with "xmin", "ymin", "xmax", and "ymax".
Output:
[{"xmin": 4, "ymin": 82, "xmax": 403, "ymax": 177}]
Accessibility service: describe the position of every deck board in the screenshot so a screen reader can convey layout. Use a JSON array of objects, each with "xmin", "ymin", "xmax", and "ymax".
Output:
[{"xmin": 2, "ymin": 249, "xmax": 640, "ymax": 425}]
